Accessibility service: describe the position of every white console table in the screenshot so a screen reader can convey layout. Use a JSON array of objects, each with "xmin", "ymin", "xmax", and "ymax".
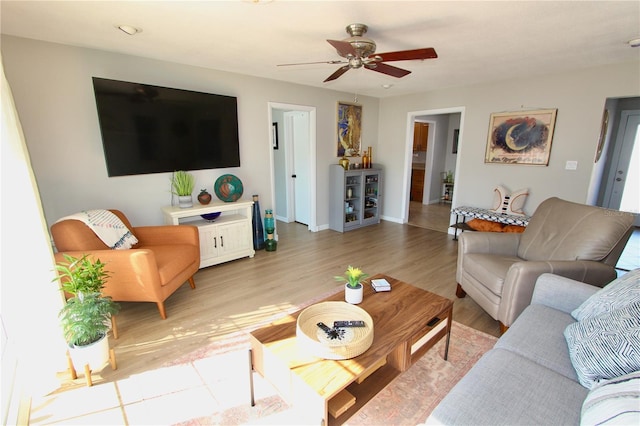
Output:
[{"xmin": 162, "ymin": 200, "xmax": 255, "ymax": 268}]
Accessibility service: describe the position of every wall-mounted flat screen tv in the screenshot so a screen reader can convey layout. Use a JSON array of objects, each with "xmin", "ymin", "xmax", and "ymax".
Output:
[{"xmin": 92, "ymin": 77, "xmax": 240, "ymax": 177}]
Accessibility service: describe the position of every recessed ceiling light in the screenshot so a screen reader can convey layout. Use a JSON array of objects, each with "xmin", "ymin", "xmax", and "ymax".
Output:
[
  {"xmin": 116, "ymin": 25, "xmax": 141, "ymax": 36},
  {"xmin": 382, "ymin": 84, "xmax": 393, "ymax": 89},
  {"xmin": 628, "ymin": 37, "xmax": 640, "ymax": 48}
]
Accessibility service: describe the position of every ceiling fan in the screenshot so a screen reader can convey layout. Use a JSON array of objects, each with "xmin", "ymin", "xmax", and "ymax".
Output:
[{"xmin": 278, "ymin": 23, "xmax": 438, "ymax": 82}]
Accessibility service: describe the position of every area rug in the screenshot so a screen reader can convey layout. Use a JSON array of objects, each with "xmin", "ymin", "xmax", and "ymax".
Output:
[{"xmin": 170, "ymin": 319, "xmax": 497, "ymax": 425}]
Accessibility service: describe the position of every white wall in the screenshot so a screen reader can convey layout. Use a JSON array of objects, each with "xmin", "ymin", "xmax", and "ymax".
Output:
[
  {"xmin": 1, "ymin": 36, "xmax": 380, "ymax": 229},
  {"xmin": 378, "ymin": 61, "xmax": 640, "ymax": 219},
  {"xmin": 3, "ymin": 36, "xmax": 639, "ymax": 230}
]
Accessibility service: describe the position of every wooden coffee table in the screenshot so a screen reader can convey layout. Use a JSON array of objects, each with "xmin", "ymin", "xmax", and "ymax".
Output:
[{"xmin": 249, "ymin": 274, "xmax": 453, "ymax": 426}]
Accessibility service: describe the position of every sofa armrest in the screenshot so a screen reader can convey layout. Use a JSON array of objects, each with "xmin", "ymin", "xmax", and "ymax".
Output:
[
  {"xmin": 54, "ymin": 249, "xmax": 164, "ymax": 302},
  {"xmin": 499, "ymin": 260, "xmax": 613, "ymax": 325},
  {"xmin": 457, "ymin": 232, "xmax": 521, "ymax": 283},
  {"xmin": 458, "ymin": 231, "xmax": 521, "ymax": 256},
  {"xmin": 532, "ymin": 273, "xmax": 601, "ymax": 313},
  {"xmin": 133, "ymin": 225, "xmax": 199, "ymax": 246}
]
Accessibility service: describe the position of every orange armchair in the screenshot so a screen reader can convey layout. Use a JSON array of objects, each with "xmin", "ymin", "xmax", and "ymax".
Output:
[{"xmin": 51, "ymin": 210, "xmax": 200, "ymax": 319}]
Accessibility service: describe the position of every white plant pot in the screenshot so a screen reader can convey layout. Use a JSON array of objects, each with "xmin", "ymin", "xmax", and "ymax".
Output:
[
  {"xmin": 345, "ymin": 283, "xmax": 364, "ymax": 304},
  {"xmin": 68, "ymin": 333, "xmax": 110, "ymax": 372},
  {"xmin": 178, "ymin": 195, "xmax": 193, "ymax": 208}
]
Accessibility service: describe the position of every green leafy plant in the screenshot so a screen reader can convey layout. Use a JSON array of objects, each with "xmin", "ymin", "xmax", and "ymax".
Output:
[
  {"xmin": 171, "ymin": 170, "xmax": 195, "ymax": 196},
  {"xmin": 53, "ymin": 254, "xmax": 120, "ymax": 347},
  {"xmin": 334, "ymin": 265, "xmax": 369, "ymax": 288},
  {"xmin": 445, "ymin": 170, "xmax": 454, "ymax": 183}
]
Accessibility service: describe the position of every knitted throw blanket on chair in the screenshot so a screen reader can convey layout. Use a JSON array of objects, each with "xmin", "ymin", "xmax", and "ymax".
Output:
[{"xmin": 58, "ymin": 209, "xmax": 139, "ymax": 249}]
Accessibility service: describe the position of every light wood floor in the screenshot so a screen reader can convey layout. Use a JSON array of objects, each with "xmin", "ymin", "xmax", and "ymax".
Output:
[
  {"xmin": 89, "ymin": 220, "xmax": 500, "ymax": 388},
  {"xmin": 408, "ymin": 201, "xmax": 452, "ymax": 232}
]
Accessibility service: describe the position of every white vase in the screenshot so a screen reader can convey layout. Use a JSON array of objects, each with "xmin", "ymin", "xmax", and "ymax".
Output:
[
  {"xmin": 345, "ymin": 283, "xmax": 363, "ymax": 304},
  {"xmin": 178, "ymin": 195, "xmax": 193, "ymax": 208},
  {"xmin": 68, "ymin": 333, "xmax": 110, "ymax": 372}
]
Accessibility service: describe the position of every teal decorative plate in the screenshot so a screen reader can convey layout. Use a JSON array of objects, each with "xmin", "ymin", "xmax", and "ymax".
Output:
[{"xmin": 214, "ymin": 174, "xmax": 243, "ymax": 202}]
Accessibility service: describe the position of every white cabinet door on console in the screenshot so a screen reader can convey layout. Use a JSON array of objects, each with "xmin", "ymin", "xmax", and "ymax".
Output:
[{"xmin": 161, "ymin": 200, "xmax": 255, "ymax": 268}]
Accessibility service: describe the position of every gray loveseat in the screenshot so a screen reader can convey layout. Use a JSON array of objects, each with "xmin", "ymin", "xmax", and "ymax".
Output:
[{"xmin": 427, "ymin": 270, "xmax": 640, "ymax": 425}]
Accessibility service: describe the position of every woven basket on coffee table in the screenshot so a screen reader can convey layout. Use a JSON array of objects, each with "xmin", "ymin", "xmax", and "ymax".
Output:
[{"xmin": 296, "ymin": 301, "xmax": 374, "ymax": 360}]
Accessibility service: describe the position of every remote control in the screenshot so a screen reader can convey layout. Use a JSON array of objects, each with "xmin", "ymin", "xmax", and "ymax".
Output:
[
  {"xmin": 317, "ymin": 322, "xmax": 332, "ymax": 333},
  {"xmin": 333, "ymin": 320, "xmax": 366, "ymax": 328}
]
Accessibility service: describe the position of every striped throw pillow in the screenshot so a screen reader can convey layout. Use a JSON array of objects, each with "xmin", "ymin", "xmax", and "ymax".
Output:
[
  {"xmin": 564, "ymin": 302, "xmax": 640, "ymax": 389},
  {"xmin": 581, "ymin": 370, "xmax": 640, "ymax": 425}
]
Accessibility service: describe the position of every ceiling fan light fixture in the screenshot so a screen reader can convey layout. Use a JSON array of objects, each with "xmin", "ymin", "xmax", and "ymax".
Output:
[{"xmin": 117, "ymin": 25, "xmax": 141, "ymax": 36}]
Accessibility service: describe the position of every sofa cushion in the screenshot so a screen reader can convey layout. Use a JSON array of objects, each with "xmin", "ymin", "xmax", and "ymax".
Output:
[
  {"xmin": 581, "ymin": 370, "xmax": 640, "ymax": 425},
  {"xmin": 495, "ymin": 304, "xmax": 578, "ymax": 381},
  {"xmin": 564, "ymin": 302, "xmax": 640, "ymax": 389},
  {"xmin": 571, "ymin": 268, "xmax": 640, "ymax": 321},
  {"xmin": 148, "ymin": 244, "xmax": 200, "ymax": 286},
  {"xmin": 426, "ymin": 348, "xmax": 587, "ymax": 425}
]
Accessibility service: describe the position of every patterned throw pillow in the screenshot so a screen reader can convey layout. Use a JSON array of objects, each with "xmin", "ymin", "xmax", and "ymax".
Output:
[
  {"xmin": 571, "ymin": 269, "xmax": 640, "ymax": 321},
  {"xmin": 564, "ymin": 302, "xmax": 640, "ymax": 389},
  {"xmin": 581, "ymin": 370, "xmax": 640, "ymax": 425},
  {"xmin": 490, "ymin": 185, "xmax": 529, "ymax": 216}
]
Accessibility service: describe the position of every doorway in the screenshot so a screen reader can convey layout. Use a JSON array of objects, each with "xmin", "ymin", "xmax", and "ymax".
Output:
[
  {"xmin": 596, "ymin": 97, "xmax": 640, "ymax": 228},
  {"xmin": 405, "ymin": 108, "xmax": 464, "ymax": 232},
  {"xmin": 602, "ymin": 110, "xmax": 640, "ymax": 226},
  {"xmin": 268, "ymin": 102, "xmax": 318, "ymax": 233}
]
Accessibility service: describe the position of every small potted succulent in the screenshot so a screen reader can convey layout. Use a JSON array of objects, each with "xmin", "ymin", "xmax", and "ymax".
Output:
[
  {"xmin": 53, "ymin": 254, "xmax": 120, "ymax": 372},
  {"xmin": 197, "ymin": 188, "xmax": 212, "ymax": 205},
  {"xmin": 335, "ymin": 265, "xmax": 369, "ymax": 304},
  {"xmin": 171, "ymin": 170, "xmax": 195, "ymax": 208}
]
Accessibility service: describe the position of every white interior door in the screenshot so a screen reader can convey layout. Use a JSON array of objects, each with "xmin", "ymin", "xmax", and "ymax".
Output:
[
  {"xmin": 604, "ymin": 110, "xmax": 640, "ymax": 226},
  {"xmin": 288, "ymin": 111, "xmax": 310, "ymax": 225}
]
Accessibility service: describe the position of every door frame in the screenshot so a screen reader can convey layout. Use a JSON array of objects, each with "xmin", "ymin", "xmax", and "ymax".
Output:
[
  {"xmin": 268, "ymin": 102, "xmax": 318, "ymax": 232},
  {"xmin": 404, "ymin": 107, "xmax": 466, "ymax": 225}
]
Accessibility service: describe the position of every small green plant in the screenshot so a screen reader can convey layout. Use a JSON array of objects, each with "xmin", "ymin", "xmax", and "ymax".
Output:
[
  {"xmin": 171, "ymin": 170, "xmax": 195, "ymax": 196},
  {"xmin": 334, "ymin": 265, "xmax": 369, "ymax": 288},
  {"xmin": 445, "ymin": 171, "xmax": 454, "ymax": 183},
  {"xmin": 53, "ymin": 254, "xmax": 120, "ymax": 347}
]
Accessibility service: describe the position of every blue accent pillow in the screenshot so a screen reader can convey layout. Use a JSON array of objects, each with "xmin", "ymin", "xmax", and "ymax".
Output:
[{"xmin": 565, "ymin": 301, "xmax": 640, "ymax": 389}]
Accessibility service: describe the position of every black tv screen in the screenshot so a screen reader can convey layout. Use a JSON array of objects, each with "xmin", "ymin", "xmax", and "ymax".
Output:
[{"xmin": 92, "ymin": 77, "xmax": 240, "ymax": 177}]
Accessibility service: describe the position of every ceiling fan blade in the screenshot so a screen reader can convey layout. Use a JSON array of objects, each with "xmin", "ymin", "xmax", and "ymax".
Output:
[
  {"xmin": 373, "ymin": 47, "xmax": 438, "ymax": 62},
  {"xmin": 327, "ymin": 39, "xmax": 357, "ymax": 57},
  {"xmin": 366, "ymin": 62, "xmax": 411, "ymax": 78},
  {"xmin": 278, "ymin": 60, "xmax": 345, "ymax": 67},
  {"xmin": 324, "ymin": 65, "xmax": 351, "ymax": 82}
]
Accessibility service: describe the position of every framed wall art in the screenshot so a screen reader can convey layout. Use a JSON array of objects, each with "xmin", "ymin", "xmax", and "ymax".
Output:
[
  {"xmin": 485, "ymin": 109, "xmax": 557, "ymax": 165},
  {"xmin": 337, "ymin": 101, "xmax": 362, "ymax": 157}
]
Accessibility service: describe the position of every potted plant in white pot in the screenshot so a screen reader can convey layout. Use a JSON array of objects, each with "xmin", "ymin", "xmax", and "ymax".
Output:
[
  {"xmin": 171, "ymin": 170, "xmax": 195, "ymax": 208},
  {"xmin": 53, "ymin": 254, "xmax": 120, "ymax": 375},
  {"xmin": 335, "ymin": 265, "xmax": 369, "ymax": 304}
]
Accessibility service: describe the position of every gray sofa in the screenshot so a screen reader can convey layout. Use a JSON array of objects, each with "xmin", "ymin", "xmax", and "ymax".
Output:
[{"xmin": 427, "ymin": 271, "xmax": 640, "ymax": 425}]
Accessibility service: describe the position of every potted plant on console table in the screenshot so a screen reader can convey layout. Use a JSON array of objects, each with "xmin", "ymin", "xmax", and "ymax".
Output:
[
  {"xmin": 171, "ymin": 170, "xmax": 195, "ymax": 208},
  {"xmin": 53, "ymin": 254, "xmax": 119, "ymax": 385},
  {"xmin": 335, "ymin": 265, "xmax": 369, "ymax": 304}
]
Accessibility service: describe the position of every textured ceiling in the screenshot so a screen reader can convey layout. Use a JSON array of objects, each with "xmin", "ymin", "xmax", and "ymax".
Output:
[{"xmin": 1, "ymin": 1, "xmax": 639, "ymax": 98}]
